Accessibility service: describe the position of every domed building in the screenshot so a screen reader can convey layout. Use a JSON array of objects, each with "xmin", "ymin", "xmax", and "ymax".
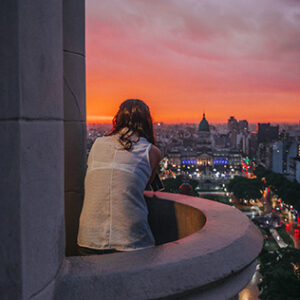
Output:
[
  {"xmin": 198, "ymin": 113, "xmax": 210, "ymax": 132},
  {"xmin": 197, "ymin": 113, "xmax": 213, "ymax": 167}
]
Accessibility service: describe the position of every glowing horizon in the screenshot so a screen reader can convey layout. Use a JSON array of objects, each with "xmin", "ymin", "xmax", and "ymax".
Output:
[
  {"xmin": 86, "ymin": 0, "xmax": 300, "ymax": 124},
  {"xmin": 86, "ymin": 116, "xmax": 300, "ymax": 125}
]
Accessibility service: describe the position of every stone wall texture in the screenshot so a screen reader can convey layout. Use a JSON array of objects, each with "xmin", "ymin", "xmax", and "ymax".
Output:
[
  {"xmin": 0, "ymin": 1, "xmax": 65, "ymax": 299},
  {"xmin": 63, "ymin": 0, "xmax": 87, "ymax": 257}
]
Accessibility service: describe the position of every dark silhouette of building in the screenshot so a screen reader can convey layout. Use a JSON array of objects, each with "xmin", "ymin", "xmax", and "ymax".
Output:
[
  {"xmin": 238, "ymin": 120, "xmax": 248, "ymax": 132},
  {"xmin": 197, "ymin": 113, "xmax": 213, "ymax": 167},
  {"xmin": 228, "ymin": 116, "xmax": 239, "ymax": 148},
  {"xmin": 257, "ymin": 123, "xmax": 279, "ymax": 144},
  {"xmin": 228, "ymin": 116, "xmax": 238, "ymax": 132}
]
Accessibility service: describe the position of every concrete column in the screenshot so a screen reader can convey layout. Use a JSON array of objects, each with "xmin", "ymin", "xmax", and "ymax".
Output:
[
  {"xmin": 63, "ymin": 0, "xmax": 87, "ymax": 256},
  {"xmin": 0, "ymin": 1, "xmax": 64, "ymax": 299}
]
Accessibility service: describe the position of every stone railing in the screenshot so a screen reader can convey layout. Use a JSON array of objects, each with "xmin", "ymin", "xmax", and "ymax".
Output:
[{"xmin": 54, "ymin": 192, "xmax": 263, "ymax": 300}]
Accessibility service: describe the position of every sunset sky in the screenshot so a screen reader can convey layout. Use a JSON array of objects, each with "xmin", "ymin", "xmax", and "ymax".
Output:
[{"xmin": 86, "ymin": 0, "xmax": 300, "ymax": 124}]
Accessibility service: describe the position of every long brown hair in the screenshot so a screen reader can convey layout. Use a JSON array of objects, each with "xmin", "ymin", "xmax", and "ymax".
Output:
[{"xmin": 106, "ymin": 99, "xmax": 155, "ymax": 150}]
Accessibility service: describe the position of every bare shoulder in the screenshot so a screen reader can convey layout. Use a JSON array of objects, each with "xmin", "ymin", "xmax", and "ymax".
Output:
[
  {"xmin": 149, "ymin": 144, "xmax": 161, "ymax": 160},
  {"xmin": 149, "ymin": 144, "xmax": 161, "ymax": 171}
]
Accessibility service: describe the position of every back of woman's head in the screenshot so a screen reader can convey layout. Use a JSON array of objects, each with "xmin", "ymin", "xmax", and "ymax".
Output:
[{"xmin": 108, "ymin": 99, "xmax": 155, "ymax": 150}]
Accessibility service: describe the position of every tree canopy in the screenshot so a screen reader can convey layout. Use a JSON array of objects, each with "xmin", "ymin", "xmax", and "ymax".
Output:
[
  {"xmin": 227, "ymin": 176, "xmax": 263, "ymax": 201},
  {"xmin": 162, "ymin": 175, "xmax": 198, "ymax": 195},
  {"xmin": 258, "ymin": 247, "xmax": 300, "ymax": 300},
  {"xmin": 254, "ymin": 166, "xmax": 300, "ymax": 212}
]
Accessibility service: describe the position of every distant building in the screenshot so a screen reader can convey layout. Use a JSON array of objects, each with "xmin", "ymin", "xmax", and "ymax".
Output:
[
  {"xmin": 168, "ymin": 149, "xmax": 181, "ymax": 166},
  {"xmin": 237, "ymin": 132, "xmax": 251, "ymax": 155},
  {"xmin": 214, "ymin": 132, "xmax": 231, "ymax": 149},
  {"xmin": 228, "ymin": 116, "xmax": 239, "ymax": 148},
  {"xmin": 213, "ymin": 149, "xmax": 241, "ymax": 170},
  {"xmin": 228, "ymin": 116, "xmax": 239, "ymax": 132},
  {"xmin": 296, "ymin": 159, "xmax": 300, "ymax": 184},
  {"xmin": 288, "ymin": 143, "xmax": 300, "ymax": 181},
  {"xmin": 238, "ymin": 120, "xmax": 248, "ymax": 132},
  {"xmin": 272, "ymin": 141, "xmax": 284, "ymax": 174},
  {"xmin": 257, "ymin": 123, "xmax": 279, "ymax": 144},
  {"xmin": 257, "ymin": 143, "xmax": 273, "ymax": 169},
  {"xmin": 161, "ymin": 115, "xmax": 242, "ymax": 177},
  {"xmin": 197, "ymin": 113, "xmax": 213, "ymax": 167},
  {"xmin": 198, "ymin": 113, "xmax": 211, "ymax": 145},
  {"xmin": 279, "ymin": 130, "xmax": 289, "ymax": 142},
  {"xmin": 249, "ymin": 131, "xmax": 258, "ymax": 157},
  {"xmin": 286, "ymin": 142, "xmax": 299, "ymax": 174}
]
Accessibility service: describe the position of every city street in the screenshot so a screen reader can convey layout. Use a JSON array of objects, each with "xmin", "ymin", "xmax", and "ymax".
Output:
[
  {"xmin": 231, "ymin": 192, "xmax": 300, "ymax": 299},
  {"xmin": 239, "ymin": 265, "xmax": 262, "ymax": 300}
]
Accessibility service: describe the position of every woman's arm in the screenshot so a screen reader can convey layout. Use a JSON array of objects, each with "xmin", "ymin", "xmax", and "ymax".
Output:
[{"xmin": 148, "ymin": 144, "xmax": 162, "ymax": 185}]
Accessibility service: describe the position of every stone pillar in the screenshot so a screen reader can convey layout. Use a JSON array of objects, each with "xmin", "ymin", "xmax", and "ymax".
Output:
[
  {"xmin": 0, "ymin": 1, "xmax": 64, "ymax": 299},
  {"xmin": 63, "ymin": 0, "xmax": 87, "ymax": 256}
]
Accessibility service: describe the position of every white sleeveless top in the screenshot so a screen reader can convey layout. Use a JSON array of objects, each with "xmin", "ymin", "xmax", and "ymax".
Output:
[{"xmin": 77, "ymin": 132, "xmax": 155, "ymax": 251}]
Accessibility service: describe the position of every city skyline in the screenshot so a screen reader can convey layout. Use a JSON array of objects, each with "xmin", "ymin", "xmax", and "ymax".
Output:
[{"xmin": 86, "ymin": 0, "xmax": 300, "ymax": 124}]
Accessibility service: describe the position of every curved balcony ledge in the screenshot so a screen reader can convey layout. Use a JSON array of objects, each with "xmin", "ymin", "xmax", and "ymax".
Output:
[{"xmin": 55, "ymin": 192, "xmax": 263, "ymax": 300}]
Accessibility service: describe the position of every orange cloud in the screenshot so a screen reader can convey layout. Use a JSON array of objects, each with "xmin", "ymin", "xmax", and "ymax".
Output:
[{"xmin": 86, "ymin": 0, "xmax": 300, "ymax": 124}]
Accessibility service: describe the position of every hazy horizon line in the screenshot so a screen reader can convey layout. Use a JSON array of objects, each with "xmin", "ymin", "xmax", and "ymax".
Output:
[{"xmin": 87, "ymin": 121, "xmax": 300, "ymax": 125}]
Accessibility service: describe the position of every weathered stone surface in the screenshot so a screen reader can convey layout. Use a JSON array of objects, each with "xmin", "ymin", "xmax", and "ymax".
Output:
[
  {"xmin": 181, "ymin": 261, "xmax": 257, "ymax": 300},
  {"xmin": 0, "ymin": 120, "xmax": 65, "ymax": 300},
  {"xmin": 63, "ymin": 0, "xmax": 85, "ymax": 55},
  {"xmin": 20, "ymin": 120, "xmax": 65, "ymax": 299},
  {"xmin": 0, "ymin": 1, "xmax": 63, "ymax": 120},
  {"xmin": 0, "ymin": 1, "xmax": 20, "ymax": 120},
  {"xmin": 30, "ymin": 278, "xmax": 56, "ymax": 300},
  {"xmin": 146, "ymin": 197, "xmax": 206, "ymax": 245},
  {"xmin": 63, "ymin": 0, "xmax": 86, "ymax": 263},
  {"xmin": 64, "ymin": 121, "xmax": 87, "ymax": 193},
  {"xmin": 63, "ymin": 53, "xmax": 86, "ymax": 121},
  {"xmin": 55, "ymin": 192, "xmax": 263, "ymax": 300},
  {"xmin": 0, "ymin": 121, "xmax": 22, "ymax": 299},
  {"xmin": 20, "ymin": 1, "xmax": 63, "ymax": 120},
  {"xmin": 65, "ymin": 192, "xmax": 84, "ymax": 256}
]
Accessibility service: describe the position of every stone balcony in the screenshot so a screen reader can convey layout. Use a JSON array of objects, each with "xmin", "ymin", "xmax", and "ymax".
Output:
[{"xmin": 55, "ymin": 192, "xmax": 263, "ymax": 300}]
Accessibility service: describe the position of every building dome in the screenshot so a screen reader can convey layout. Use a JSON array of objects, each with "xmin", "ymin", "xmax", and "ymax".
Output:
[{"xmin": 199, "ymin": 113, "xmax": 210, "ymax": 132}]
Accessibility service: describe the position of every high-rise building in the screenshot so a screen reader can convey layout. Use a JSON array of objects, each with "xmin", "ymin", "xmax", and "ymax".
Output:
[
  {"xmin": 227, "ymin": 117, "xmax": 249, "ymax": 150},
  {"xmin": 257, "ymin": 143, "xmax": 273, "ymax": 169},
  {"xmin": 238, "ymin": 120, "xmax": 248, "ymax": 132},
  {"xmin": 272, "ymin": 141, "xmax": 284, "ymax": 174},
  {"xmin": 227, "ymin": 116, "xmax": 238, "ymax": 149},
  {"xmin": 249, "ymin": 131, "xmax": 258, "ymax": 157},
  {"xmin": 257, "ymin": 123, "xmax": 279, "ymax": 144},
  {"xmin": 296, "ymin": 159, "xmax": 300, "ymax": 184},
  {"xmin": 228, "ymin": 116, "xmax": 238, "ymax": 131},
  {"xmin": 237, "ymin": 132, "xmax": 251, "ymax": 155},
  {"xmin": 286, "ymin": 142, "xmax": 299, "ymax": 174},
  {"xmin": 287, "ymin": 142, "xmax": 300, "ymax": 181}
]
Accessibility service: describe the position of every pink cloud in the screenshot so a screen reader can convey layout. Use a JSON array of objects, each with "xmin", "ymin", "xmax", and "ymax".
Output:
[{"xmin": 86, "ymin": 0, "xmax": 300, "ymax": 122}]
